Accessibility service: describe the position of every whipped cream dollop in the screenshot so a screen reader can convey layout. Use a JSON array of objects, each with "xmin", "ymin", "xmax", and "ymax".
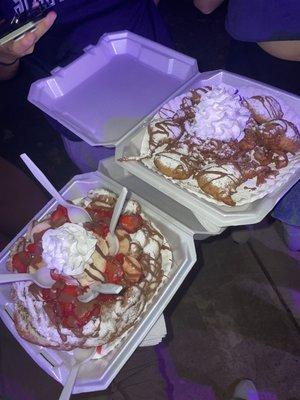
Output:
[
  {"xmin": 193, "ymin": 87, "xmax": 250, "ymax": 142},
  {"xmin": 42, "ymin": 223, "xmax": 97, "ymax": 275}
]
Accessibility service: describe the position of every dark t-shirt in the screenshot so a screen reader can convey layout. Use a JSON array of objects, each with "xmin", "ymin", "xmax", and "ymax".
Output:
[
  {"xmin": 226, "ymin": 0, "xmax": 300, "ymax": 42},
  {"xmin": 0, "ymin": 0, "xmax": 172, "ymax": 74}
]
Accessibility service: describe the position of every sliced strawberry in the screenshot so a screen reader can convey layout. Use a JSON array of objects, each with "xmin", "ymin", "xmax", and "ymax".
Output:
[
  {"xmin": 41, "ymin": 288, "xmax": 51, "ymax": 301},
  {"xmin": 119, "ymin": 214, "xmax": 143, "ymax": 233},
  {"xmin": 74, "ymin": 302, "xmax": 100, "ymax": 327},
  {"xmin": 104, "ymin": 257, "xmax": 124, "ymax": 284},
  {"xmin": 97, "ymin": 293, "xmax": 117, "ymax": 303},
  {"xmin": 50, "ymin": 205, "xmax": 69, "ymax": 227},
  {"xmin": 62, "ymin": 315, "xmax": 77, "ymax": 329},
  {"xmin": 50, "ymin": 269, "xmax": 68, "ymax": 282},
  {"xmin": 26, "ymin": 243, "xmax": 38, "ymax": 254},
  {"xmin": 115, "ymin": 253, "xmax": 124, "ymax": 263},
  {"xmin": 96, "ymin": 345, "xmax": 102, "ymax": 354},
  {"xmin": 58, "ymin": 285, "xmax": 79, "ymax": 303},
  {"xmin": 92, "ymin": 207, "xmax": 113, "ymax": 220},
  {"xmin": 60, "ymin": 302, "xmax": 75, "ymax": 317},
  {"xmin": 12, "ymin": 251, "xmax": 31, "ymax": 273},
  {"xmin": 26, "ymin": 242, "xmax": 43, "ymax": 257},
  {"xmin": 92, "ymin": 222, "xmax": 109, "ymax": 238},
  {"xmin": 63, "ymin": 285, "xmax": 78, "ymax": 297}
]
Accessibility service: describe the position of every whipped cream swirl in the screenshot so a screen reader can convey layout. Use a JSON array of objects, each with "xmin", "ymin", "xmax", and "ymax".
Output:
[
  {"xmin": 193, "ymin": 87, "xmax": 250, "ymax": 142},
  {"xmin": 42, "ymin": 223, "xmax": 97, "ymax": 275}
]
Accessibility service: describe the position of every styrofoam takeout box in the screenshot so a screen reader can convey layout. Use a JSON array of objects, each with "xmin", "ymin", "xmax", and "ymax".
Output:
[
  {"xmin": 20, "ymin": 29, "xmax": 300, "ymax": 391},
  {"xmin": 116, "ymin": 70, "xmax": 300, "ymax": 232},
  {"xmin": 0, "ymin": 170, "xmax": 197, "ymax": 394},
  {"xmin": 28, "ymin": 30, "xmax": 198, "ymax": 147},
  {"xmin": 28, "ymin": 31, "xmax": 300, "ymax": 233}
]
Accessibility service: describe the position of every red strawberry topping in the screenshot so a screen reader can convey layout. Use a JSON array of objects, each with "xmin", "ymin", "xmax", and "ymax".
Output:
[
  {"xmin": 50, "ymin": 269, "xmax": 68, "ymax": 282},
  {"xmin": 115, "ymin": 253, "xmax": 124, "ymax": 263},
  {"xmin": 119, "ymin": 214, "xmax": 143, "ymax": 233},
  {"xmin": 41, "ymin": 288, "xmax": 51, "ymax": 301},
  {"xmin": 85, "ymin": 221, "xmax": 109, "ymax": 238},
  {"xmin": 97, "ymin": 293, "xmax": 117, "ymax": 303},
  {"xmin": 91, "ymin": 207, "xmax": 113, "ymax": 221},
  {"xmin": 50, "ymin": 205, "xmax": 69, "ymax": 227},
  {"xmin": 40, "ymin": 281, "xmax": 103, "ymax": 330},
  {"xmin": 104, "ymin": 257, "xmax": 124, "ymax": 284},
  {"xmin": 12, "ymin": 251, "xmax": 31, "ymax": 273},
  {"xmin": 26, "ymin": 243, "xmax": 40, "ymax": 254}
]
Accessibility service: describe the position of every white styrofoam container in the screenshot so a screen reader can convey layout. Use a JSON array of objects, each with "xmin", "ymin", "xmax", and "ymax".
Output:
[
  {"xmin": 0, "ymin": 169, "xmax": 197, "ymax": 394},
  {"xmin": 116, "ymin": 70, "xmax": 300, "ymax": 232},
  {"xmin": 28, "ymin": 30, "xmax": 198, "ymax": 147}
]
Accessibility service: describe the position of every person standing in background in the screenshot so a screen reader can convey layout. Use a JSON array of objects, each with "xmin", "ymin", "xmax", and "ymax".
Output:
[{"xmin": 194, "ymin": 0, "xmax": 300, "ymax": 251}]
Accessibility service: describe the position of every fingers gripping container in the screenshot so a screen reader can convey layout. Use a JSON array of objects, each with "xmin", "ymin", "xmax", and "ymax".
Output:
[{"xmin": 0, "ymin": 171, "xmax": 197, "ymax": 394}]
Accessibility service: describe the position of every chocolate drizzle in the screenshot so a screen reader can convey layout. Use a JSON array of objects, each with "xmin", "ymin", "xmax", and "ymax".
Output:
[
  {"xmin": 121, "ymin": 87, "xmax": 300, "ymax": 205},
  {"xmin": 12, "ymin": 191, "xmax": 173, "ymax": 350}
]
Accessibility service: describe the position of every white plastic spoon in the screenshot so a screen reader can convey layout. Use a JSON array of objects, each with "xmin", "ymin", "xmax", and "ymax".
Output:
[
  {"xmin": 78, "ymin": 282, "xmax": 123, "ymax": 303},
  {"xmin": 20, "ymin": 153, "xmax": 91, "ymax": 224},
  {"xmin": 106, "ymin": 187, "xmax": 128, "ymax": 255},
  {"xmin": 0, "ymin": 267, "xmax": 55, "ymax": 288},
  {"xmin": 109, "ymin": 187, "xmax": 128, "ymax": 235},
  {"xmin": 59, "ymin": 347, "xmax": 95, "ymax": 400}
]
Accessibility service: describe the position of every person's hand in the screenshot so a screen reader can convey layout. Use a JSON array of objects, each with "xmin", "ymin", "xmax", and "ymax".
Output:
[{"xmin": 0, "ymin": 11, "xmax": 57, "ymax": 64}]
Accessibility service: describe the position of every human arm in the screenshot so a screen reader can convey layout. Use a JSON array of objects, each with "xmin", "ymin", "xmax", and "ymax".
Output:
[
  {"xmin": 258, "ymin": 40, "xmax": 300, "ymax": 62},
  {"xmin": 193, "ymin": 0, "xmax": 225, "ymax": 14},
  {"xmin": 0, "ymin": 11, "xmax": 56, "ymax": 81}
]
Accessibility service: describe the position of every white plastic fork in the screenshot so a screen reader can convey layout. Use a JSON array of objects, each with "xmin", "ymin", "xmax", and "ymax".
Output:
[
  {"xmin": 78, "ymin": 282, "xmax": 123, "ymax": 303},
  {"xmin": 0, "ymin": 266, "xmax": 55, "ymax": 288},
  {"xmin": 109, "ymin": 187, "xmax": 128, "ymax": 235},
  {"xmin": 106, "ymin": 187, "xmax": 128, "ymax": 256},
  {"xmin": 20, "ymin": 153, "xmax": 91, "ymax": 224},
  {"xmin": 59, "ymin": 347, "xmax": 95, "ymax": 400}
]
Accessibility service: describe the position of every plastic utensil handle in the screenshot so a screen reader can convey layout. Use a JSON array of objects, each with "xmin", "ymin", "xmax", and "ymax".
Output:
[
  {"xmin": 109, "ymin": 187, "xmax": 128, "ymax": 234},
  {"xmin": 58, "ymin": 362, "xmax": 81, "ymax": 400},
  {"xmin": 20, "ymin": 153, "xmax": 67, "ymax": 206},
  {"xmin": 93, "ymin": 283, "xmax": 123, "ymax": 295},
  {"xmin": 0, "ymin": 273, "xmax": 31, "ymax": 284}
]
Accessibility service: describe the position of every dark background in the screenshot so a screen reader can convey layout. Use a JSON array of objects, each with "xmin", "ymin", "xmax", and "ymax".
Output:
[{"xmin": 0, "ymin": 0, "xmax": 230, "ymax": 188}]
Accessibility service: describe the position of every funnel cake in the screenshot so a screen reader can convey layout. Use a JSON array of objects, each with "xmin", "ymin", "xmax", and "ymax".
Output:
[
  {"xmin": 243, "ymin": 95, "xmax": 284, "ymax": 124},
  {"xmin": 7, "ymin": 189, "xmax": 172, "ymax": 351},
  {"xmin": 258, "ymin": 119, "xmax": 300, "ymax": 154},
  {"xmin": 122, "ymin": 85, "xmax": 300, "ymax": 206}
]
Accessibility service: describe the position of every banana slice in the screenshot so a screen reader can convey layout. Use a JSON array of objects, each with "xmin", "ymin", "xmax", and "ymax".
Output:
[
  {"xmin": 119, "ymin": 237, "xmax": 130, "ymax": 254},
  {"xmin": 96, "ymin": 237, "xmax": 109, "ymax": 255},
  {"xmin": 93, "ymin": 201, "xmax": 113, "ymax": 209},
  {"xmin": 29, "ymin": 221, "xmax": 51, "ymax": 242},
  {"xmin": 91, "ymin": 250, "xmax": 106, "ymax": 273},
  {"xmin": 123, "ymin": 256, "xmax": 142, "ymax": 283},
  {"xmin": 106, "ymin": 233, "xmax": 119, "ymax": 256},
  {"xmin": 77, "ymin": 270, "xmax": 104, "ymax": 287}
]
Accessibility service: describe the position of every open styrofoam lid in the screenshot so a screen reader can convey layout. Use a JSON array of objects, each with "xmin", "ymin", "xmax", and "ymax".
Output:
[{"xmin": 28, "ymin": 30, "xmax": 198, "ymax": 147}]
